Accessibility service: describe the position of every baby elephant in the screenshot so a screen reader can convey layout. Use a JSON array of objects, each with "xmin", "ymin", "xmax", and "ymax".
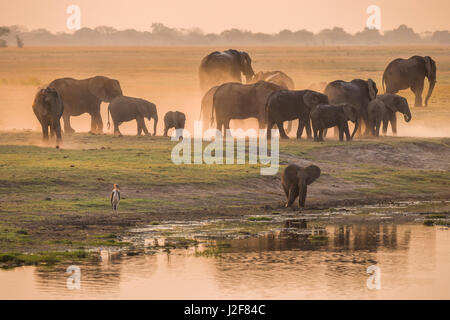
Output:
[
  {"xmin": 311, "ymin": 103, "xmax": 358, "ymax": 141},
  {"xmin": 107, "ymin": 96, "xmax": 158, "ymax": 136},
  {"xmin": 163, "ymin": 111, "xmax": 186, "ymax": 137},
  {"xmin": 281, "ymin": 164, "xmax": 321, "ymax": 209}
]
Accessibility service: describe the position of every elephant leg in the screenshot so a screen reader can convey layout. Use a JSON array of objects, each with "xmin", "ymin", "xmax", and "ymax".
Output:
[
  {"xmin": 304, "ymin": 119, "xmax": 312, "ymax": 139},
  {"xmin": 267, "ymin": 120, "xmax": 275, "ymax": 139},
  {"xmin": 382, "ymin": 117, "xmax": 389, "ymax": 136},
  {"xmin": 278, "ymin": 121, "xmax": 289, "ymax": 139},
  {"xmin": 49, "ymin": 125, "xmax": 55, "ymax": 138},
  {"xmin": 114, "ymin": 122, "xmax": 122, "ymax": 137},
  {"xmin": 41, "ymin": 122, "xmax": 49, "ymax": 141},
  {"xmin": 54, "ymin": 121, "xmax": 62, "ymax": 145},
  {"xmin": 412, "ymin": 80, "xmax": 424, "ymax": 107},
  {"xmin": 344, "ymin": 123, "xmax": 351, "ymax": 141},
  {"xmin": 136, "ymin": 117, "xmax": 149, "ymax": 135},
  {"xmin": 63, "ymin": 114, "xmax": 74, "ymax": 134},
  {"xmin": 163, "ymin": 126, "xmax": 169, "ymax": 137},
  {"xmin": 137, "ymin": 122, "xmax": 143, "ymax": 136},
  {"xmin": 318, "ymin": 128, "xmax": 325, "ymax": 141},
  {"xmin": 338, "ymin": 125, "xmax": 344, "ymax": 141},
  {"xmin": 96, "ymin": 113, "xmax": 103, "ymax": 134},
  {"xmin": 299, "ymin": 185, "xmax": 307, "ymax": 208},
  {"xmin": 296, "ymin": 121, "xmax": 305, "ymax": 139},
  {"xmin": 391, "ymin": 113, "xmax": 397, "ymax": 136},
  {"xmin": 283, "ymin": 184, "xmax": 289, "ymax": 199},
  {"xmin": 375, "ymin": 120, "xmax": 381, "ymax": 137},
  {"xmin": 286, "ymin": 185, "xmax": 299, "ymax": 207}
]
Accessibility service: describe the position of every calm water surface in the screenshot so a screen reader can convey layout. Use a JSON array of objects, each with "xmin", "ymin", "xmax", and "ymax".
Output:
[{"xmin": 1, "ymin": 223, "xmax": 449, "ymax": 299}]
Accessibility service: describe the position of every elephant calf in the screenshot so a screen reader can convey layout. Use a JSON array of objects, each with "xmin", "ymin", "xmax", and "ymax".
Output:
[
  {"xmin": 310, "ymin": 103, "xmax": 358, "ymax": 142},
  {"xmin": 107, "ymin": 96, "xmax": 158, "ymax": 136},
  {"xmin": 163, "ymin": 111, "xmax": 186, "ymax": 137},
  {"xmin": 368, "ymin": 94, "xmax": 412, "ymax": 136},
  {"xmin": 282, "ymin": 164, "xmax": 321, "ymax": 209},
  {"xmin": 32, "ymin": 87, "xmax": 64, "ymax": 146}
]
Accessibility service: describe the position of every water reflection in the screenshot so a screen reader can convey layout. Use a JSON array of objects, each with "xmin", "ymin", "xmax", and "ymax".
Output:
[{"xmin": 0, "ymin": 223, "xmax": 448, "ymax": 299}]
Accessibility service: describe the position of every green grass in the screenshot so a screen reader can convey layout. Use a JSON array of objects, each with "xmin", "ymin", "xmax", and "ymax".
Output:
[{"xmin": 0, "ymin": 250, "xmax": 92, "ymax": 269}]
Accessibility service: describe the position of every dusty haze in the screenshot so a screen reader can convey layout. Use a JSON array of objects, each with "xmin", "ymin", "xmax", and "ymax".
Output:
[{"xmin": 0, "ymin": 46, "xmax": 449, "ymax": 138}]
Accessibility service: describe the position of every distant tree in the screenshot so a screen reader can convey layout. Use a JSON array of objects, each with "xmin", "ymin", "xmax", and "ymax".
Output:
[
  {"xmin": 277, "ymin": 29, "xmax": 314, "ymax": 44},
  {"xmin": 16, "ymin": 35, "xmax": 24, "ymax": 48},
  {"xmin": 0, "ymin": 26, "xmax": 9, "ymax": 47},
  {"xmin": 317, "ymin": 27, "xmax": 352, "ymax": 44},
  {"xmin": 94, "ymin": 26, "xmax": 117, "ymax": 35},
  {"xmin": 353, "ymin": 27, "xmax": 383, "ymax": 44},
  {"xmin": 432, "ymin": 30, "xmax": 450, "ymax": 43},
  {"xmin": 384, "ymin": 24, "xmax": 421, "ymax": 43}
]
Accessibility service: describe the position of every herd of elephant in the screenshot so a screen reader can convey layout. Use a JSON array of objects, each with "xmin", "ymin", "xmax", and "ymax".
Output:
[{"xmin": 32, "ymin": 49, "xmax": 437, "ymax": 147}]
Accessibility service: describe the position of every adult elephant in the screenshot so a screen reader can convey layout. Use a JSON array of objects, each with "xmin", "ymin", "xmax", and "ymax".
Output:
[
  {"xmin": 107, "ymin": 96, "xmax": 158, "ymax": 136},
  {"xmin": 49, "ymin": 76, "xmax": 123, "ymax": 134},
  {"xmin": 32, "ymin": 87, "xmax": 64, "ymax": 146},
  {"xmin": 382, "ymin": 56, "xmax": 436, "ymax": 107},
  {"xmin": 164, "ymin": 111, "xmax": 186, "ymax": 137},
  {"xmin": 199, "ymin": 49, "xmax": 255, "ymax": 93},
  {"xmin": 252, "ymin": 71, "xmax": 295, "ymax": 90},
  {"xmin": 266, "ymin": 90, "xmax": 329, "ymax": 139},
  {"xmin": 212, "ymin": 81, "xmax": 282, "ymax": 133},
  {"xmin": 324, "ymin": 79, "xmax": 378, "ymax": 136}
]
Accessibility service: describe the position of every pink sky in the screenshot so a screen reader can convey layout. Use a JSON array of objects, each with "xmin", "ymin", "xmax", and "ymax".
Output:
[{"xmin": 1, "ymin": 0, "xmax": 449, "ymax": 33}]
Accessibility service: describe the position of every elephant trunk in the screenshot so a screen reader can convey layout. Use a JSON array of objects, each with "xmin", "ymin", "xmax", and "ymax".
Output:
[
  {"xmin": 403, "ymin": 110, "xmax": 412, "ymax": 123},
  {"xmin": 424, "ymin": 80, "xmax": 436, "ymax": 107},
  {"xmin": 153, "ymin": 113, "xmax": 158, "ymax": 136}
]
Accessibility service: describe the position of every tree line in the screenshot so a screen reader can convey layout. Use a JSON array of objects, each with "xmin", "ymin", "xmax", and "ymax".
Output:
[{"xmin": 1, "ymin": 24, "xmax": 450, "ymax": 46}]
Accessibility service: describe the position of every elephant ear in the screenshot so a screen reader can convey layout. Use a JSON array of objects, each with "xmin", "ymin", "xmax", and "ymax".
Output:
[
  {"xmin": 88, "ymin": 76, "xmax": 108, "ymax": 101},
  {"xmin": 424, "ymin": 56, "xmax": 434, "ymax": 78},
  {"xmin": 304, "ymin": 165, "xmax": 321, "ymax": 185},
  {"xmin": 303, "ymin": 91, "xmax": 321, "ymax": 110},
  {"xmin": 367, "ymin": 79, "xmax": 377, "ymax": 100},
  {"xmin": 343, "ymin": 104, "xmax": 357, "ymax": 122}
]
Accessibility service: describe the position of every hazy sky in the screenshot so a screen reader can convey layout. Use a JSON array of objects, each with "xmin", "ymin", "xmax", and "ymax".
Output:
[{"xmin": 1, "ymin": 0, "xmax": 449, "ymax": 33}]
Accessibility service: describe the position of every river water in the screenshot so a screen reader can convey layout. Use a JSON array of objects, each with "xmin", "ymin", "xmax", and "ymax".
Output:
[{"xmin": 1, "ymin": 222, "xmax": 449, "ymax": 299}]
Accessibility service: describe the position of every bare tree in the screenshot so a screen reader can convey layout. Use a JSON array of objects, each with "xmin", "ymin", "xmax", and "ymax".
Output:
[{"xmin": 0, "ymin": 27, "xmax": 10, "ymax": 48}]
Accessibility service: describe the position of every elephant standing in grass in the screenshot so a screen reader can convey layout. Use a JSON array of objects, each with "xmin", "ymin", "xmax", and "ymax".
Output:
[
  {"xmin": 212, "ymin": 81, "xmax": 282, "ymax": 133},
  {"xmin": 266, "ymin": 90, "xmax": 329, "ymax": 139},
  {"xmin": 324, "ymin": 79, "xmax": 378, "ymax": 136},
  {"xmin": 164, "ymin": 111, "xmax": 186, "ymax": 137},
  {"xmin": 383, "ymin": 56, "xmax": 436, "ymax": 107},
  {"xmin": 282, "ymin": 164, "xmax": 321, "ymax": 209},
  {"xmin": 107, "ymin": 96, "xmax": 158, "ymax": 136},
  {"xmin": 310, "ymin": 103, "xmax": 358, "ymax": 142},
  {"xmin": 49, "ymin": 76, "xmax": 123, "ymax": 134},
  {"xmin": 32, "ymin": 87, "xmax": 64, "ymax": 146},
  {"xmin": 368, "ymin": 94, "xmax": 412, "ymax": 136},
  {"xmin": 199, "ymin": 49, "xmax": 255, "ymax": 93}
]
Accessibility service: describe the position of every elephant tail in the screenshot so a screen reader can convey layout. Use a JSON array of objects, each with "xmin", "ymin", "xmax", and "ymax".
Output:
[{"xmin": 107, "ymin": 106, "xmax": 111, "ymax": 130}]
